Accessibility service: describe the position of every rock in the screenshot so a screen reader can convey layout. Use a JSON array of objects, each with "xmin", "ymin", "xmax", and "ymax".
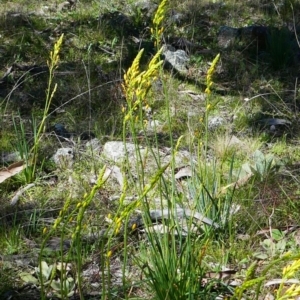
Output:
[
  {"xmin": 168, "ymin": 11, "xmax": 184, "ymax": 25},
  {"xmin": 218, "ymin": 25, "xmax": 270, "ymax": 50},
  {"xmin": 208, "ymin": 116, "xmax": 225, "ymax": 131},
  {"xmin": 1, "ymin": 152, "xmax": 21, "ymax": 163},
  {"xmin": 85, "ymin": 138, "xmax": 101, "ymax": 152},
  {"xmin": 134, "ymin": 0, "xmax": 158, "ymax": 18},
  {"xmin": 52, "ymin": 123, "xmax": 71, "ymax": 139},
  {"xmin": 217, "ymin": 26, "xmax": 240, "ymax": 49},
  {"xmin": 162, "ymin": 45, "xmax": 189, "ymax": 74},
  {"xmin": 257, "ymin": 118, "xmax": 291, "ymax": 136},
  {"xmin": 80, "ymin": 131, "xmax": 96, "ymax": 140},
  {"xmin": 145, "ymin": 119, "xmax": 163, "ymax": 134},
  {"xmin": 52, "ymin": 148, "xmax": 74, "ymax": 168},
  {"xmin": 102, "ymin": 141, "xmax": 139, "ymax": 163}
]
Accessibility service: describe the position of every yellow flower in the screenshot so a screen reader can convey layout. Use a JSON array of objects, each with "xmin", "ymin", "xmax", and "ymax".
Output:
[
  {"xmin": 205, "ymin": 88, "xmax": 211, "ymax": 94},
  {"xmin": 124, "ymin": 114, "xmax": 130, "ymax": 122},
  {"xmin": 153, "ymin": 0, "xmax": 168, "ymax": 27}
]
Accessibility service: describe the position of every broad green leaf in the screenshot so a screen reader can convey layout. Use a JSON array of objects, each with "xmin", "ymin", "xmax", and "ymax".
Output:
[
  {"xmin": 253, "ymin": 252, "xmax": 268, "ymax": 260},
  {"xmin": 272, "ymin": 229, "xmax": 284, "ymax": 241},
  {"xmin": 20, "ymin": 272, "xmax": 38, "ymax": 284}
]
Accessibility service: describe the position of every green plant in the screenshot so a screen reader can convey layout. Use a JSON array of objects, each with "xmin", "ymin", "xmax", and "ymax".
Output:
[
  {"xmin": 232, "ymin": 253, "xmax": 300, "ymax": 300},
  {"xmin": 35, "ymin": 166, "xmax": 108, "ymax": 300},
  {"xmin": 21, "ymin": 261, "xmax": 76, "ymax": 299},
  {"xmin": 4, "ymin": 225, "xmax": 22, "ymax": 255},
  {"xmin": 187, "ymin": 164, "xmax": 235, "ymax": 234},
  {"xmin": 13, "ymin": 34, "xmax": 64, "ymax": 183},
  {"xmin": 253, "ymin": 229, "xmax": 289, "ymax": 260},
  {"xmin": 138, "ymin": 231, "xmax": 208, "ymax": 300},
  {"xmin": 239, "ymin": 149, "xmax": 282, "ymax": 182}
]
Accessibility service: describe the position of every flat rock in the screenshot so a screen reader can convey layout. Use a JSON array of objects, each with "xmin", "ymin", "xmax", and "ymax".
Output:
[{"xmin": 162, "ymin": 45, "xmax": 189, "ymax": 74}]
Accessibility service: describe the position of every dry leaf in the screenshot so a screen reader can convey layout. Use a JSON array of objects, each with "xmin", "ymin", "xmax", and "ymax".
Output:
[
  {"xmin": 0, "ymin": 161, "xmax": 26, "ymax": 183},
  {"xmin": 175, "ymin": 166, "xmax": 192, "ymax": 180}
]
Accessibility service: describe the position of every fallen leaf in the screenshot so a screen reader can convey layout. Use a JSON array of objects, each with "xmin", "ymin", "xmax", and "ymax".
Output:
[
  {"xmin": 0, "ymin": 161, "xmax": 26, "ymax": 183},
  {"xmin": 264, "ymin": 278, "xmax": 300, "ymax": 287},
  {"xmin": 175, "ymin": 166, "xmax": 192, "ymax": 180}
]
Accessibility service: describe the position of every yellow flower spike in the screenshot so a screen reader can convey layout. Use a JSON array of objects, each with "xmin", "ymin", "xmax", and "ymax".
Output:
[
  {"xmin": 153, "ymin": 0, "xmax": 168, "ymax": 27},
  {"xmin": 158, "ymin": 27, "xmax": 164, "ymax": 35},
  {"xmin": 175, "ymin": 135, "xmax": 184, "ymax": 152},
  {"xmin": 283, "ymin": 259, "xmax": 300, "ymax": 278},
  {"xmin": 53, "ymin": 217, "xmax": 61, "ymax": 229},
  {"xmin": 108, "ymin": 213, "xmax": 111, "ymax": 219},
  {"xmin": 212, "ymin": 53, "xmax": 220, "ymax": 66},
  {"xmin": 206, "ymin": 104, "xmax": 211, "ymax": 110},
  {"xmin": 107, "ymin": 250, "xmax": 112, "ymax": 258},
  {"xmin": 43, "ymin": 227, "xmax": 47, "ymax": 235},
  {"xmin": 205, "ymin": 53, "xmax": 220, "ymax": 94},
  {"xmin": 148, "ymin": 48, "xmax": 163, "ymax": 68},
  {"xmin": 132, "ymin": 223, "xmax": 137, "ymax": 231},
  {"xmin": 76, "ymin": 202, "xmax": 82, "ymax": 209},
  {"xmin": 124, "ymin": 49, "xmax": 144, "ymax": 86}
]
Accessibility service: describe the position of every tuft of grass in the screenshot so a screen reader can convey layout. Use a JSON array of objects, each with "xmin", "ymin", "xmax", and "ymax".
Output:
[{"xmin": 13, "ymin": 34, "xmax": 64, "ymax": 183}]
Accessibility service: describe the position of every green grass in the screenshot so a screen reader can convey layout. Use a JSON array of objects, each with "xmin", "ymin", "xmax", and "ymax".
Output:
[{"xmin": 1, "ymin": 0, "xmax": 300, "ymax": 299}]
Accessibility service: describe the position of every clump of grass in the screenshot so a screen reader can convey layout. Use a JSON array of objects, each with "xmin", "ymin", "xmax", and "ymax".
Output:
[
  {"xmin": 39, "ymin": 166, "xmax": 108, "ymax": 299},
  {"xmin": 120, "ymin": 0, "xmax": 239, "ymax": 297},
  {"xmin": 13, "ymin": 34, "xmax": 64, "ymax": 183}
]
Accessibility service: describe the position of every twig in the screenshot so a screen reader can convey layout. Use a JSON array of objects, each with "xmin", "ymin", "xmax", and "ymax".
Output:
[{"xmin": 11, "ymin": 183, "xmax": 35, "ymax": 205}]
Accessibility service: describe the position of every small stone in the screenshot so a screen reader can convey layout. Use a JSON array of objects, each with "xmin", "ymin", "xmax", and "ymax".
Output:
[
  {"xmin": 86, "ymin": 138, "xmax": 101, "ymax": 152},
  {"xmin": 52, "ymin": 148, "xmax": 74, "ymax": 168},
  {"xmin": 208, "ymin": 116, "xmax": 225, "ymax": 131}
]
